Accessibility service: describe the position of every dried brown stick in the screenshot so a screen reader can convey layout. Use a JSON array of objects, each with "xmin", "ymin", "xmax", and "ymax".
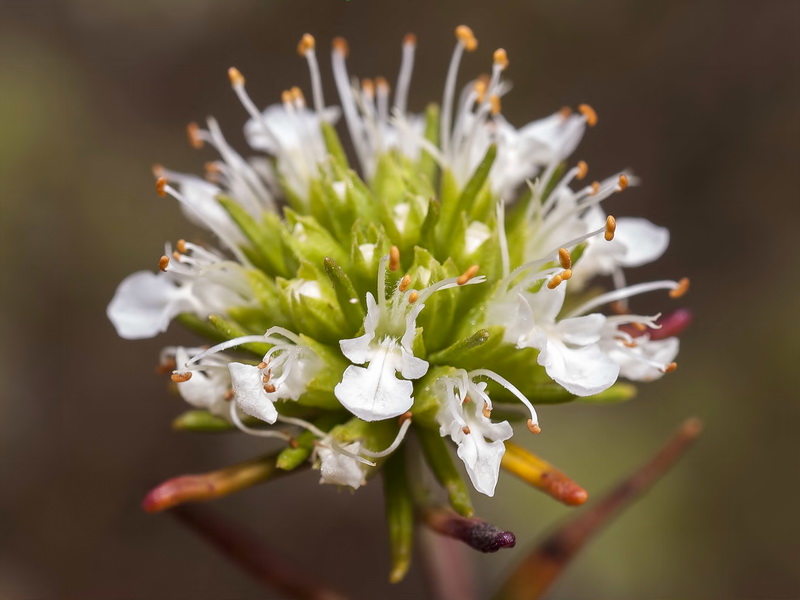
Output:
[
  {"xmin": 495, "ymin": 417, "xmax": 703, "ymax": 600},
  {"xmin": 172, "ymin": 503, "xmax": 348, "ymax": 600}
]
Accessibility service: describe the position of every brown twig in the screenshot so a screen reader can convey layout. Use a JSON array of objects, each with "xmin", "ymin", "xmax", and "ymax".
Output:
[
  {"xmin": 421, "ymin": 505, "xmax": 517, "ymax": 553},
  {"xmin": 494, "ymin": 417, "xmax": 703, "ymax": 600},
  {"xmin": 172, "ymin": 503, "xmax": 348, "ymax": 600}
]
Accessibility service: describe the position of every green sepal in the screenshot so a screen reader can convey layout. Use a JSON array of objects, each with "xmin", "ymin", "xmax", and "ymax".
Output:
[
  {"xmin": 406, "ymin": 248, "xmax": 459, "ymax": 352},
  {"xmin": 294, "ymin": 333, "xmax": 348, "ymax": 410},
  {"xmin": 411, "ymin": 366, "xmax": 453, "ymax": 427},
  {"xmin": 321, "ymin": 121, "xmax": 349, "ymax": 169},
  {"xmin": 226, "ymin": 306, "xmax": 273, "ymax": 335},
  {"xmin": 172, "ymin": 410, "xmax": 233, "ymax": 432},
  {"xmin": 323, "ymin": 256, "xmax": 366, "ymax": 330},
  {"xmin": 283, "ymin": 209, "xmax": 349, "ymax": 267},
  {"xmin": 419, "ymin": 196, "xmax": 440, "ymax": 250},
  {"xmin": 176, "ymin": 313, "xmax": 229, "ymax": 345},
  {"xmin": 418, "ymin": 103, "xmax": 440, "ymax": 185},
  {"xmin": 440, "ymin": 144, "xmax": 497, "ymax": 240},
  {"xmin": 242, "ymin": 268, "xmax": 288, "ymax": 327},
  {"xmin": 383, "ymin": 447, "xmax": 414, "ymax": 583},
  {"xmin": 428, "ymin": 328, "xmax": 491, "ymax": 365},
  {"xmin": 416, "ymin": 424, "xmax": 474, "ymax": 517},
  {"xmin": 217, "ymin": 196, "xmax": 292, "ymax": 277},
  {"xmin": 277, "ymin": 263, "xmax": 349, "ymax": 343},
  {"xmin": 348, "ymin": 221, "xmax": 392, "ymax": 294},
  {"xmin": 208, "ymin": 314, "xmax": 270, "ymax": 356}
]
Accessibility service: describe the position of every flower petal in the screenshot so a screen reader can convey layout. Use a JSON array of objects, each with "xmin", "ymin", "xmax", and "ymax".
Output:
[
  {"xmin": 107, "ymin": 271, "xmax": 190, "ymax": 339},
  {"xmin": 538, "ymin": 340, "xmax": 620, "ymax": 396},
  {"xmin": 334, "ymin": 351, "xmax": 413, "ymax": 421},
  {"xmin": 456, "ymin": 434, "xmax": 507, "ymax": 497},
  {"xmin": 228, "ymin": 362, "xmax": 278, "ymax": 424},
  {"xmin": 317, "ymin": 442, "xmax": 366, "ymax": 489}
]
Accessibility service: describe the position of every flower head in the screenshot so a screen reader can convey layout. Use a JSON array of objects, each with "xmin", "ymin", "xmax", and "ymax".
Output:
[{"xmin": 110, "ymin": 26, "xmax": 690, "ymax": 581}]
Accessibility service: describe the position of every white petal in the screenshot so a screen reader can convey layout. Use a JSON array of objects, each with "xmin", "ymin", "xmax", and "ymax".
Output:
[
  {"xmin": 318, "ymin": 442, "xmax": 366, "ymax": 489},
  {"xmin": 107, "ymin": 271, "xmax": 189, "ymax": 339},
  {"xmin": 555, "ymin": 314, "xmax": 605, "ymax": 346},
  {"xmin": 538, "ymin": 340, "xmax": 620, "ymax": 396},
  {"xmin": 228, "ymin": 362, "xmax": 278, "ymax": 424},
  {"xmin": 334, "ymin": 354, "xmax": 413, "ymax": 421},
  {"xmin": 456, "ymin": 434, "xmax": 507, "ymax": 497},
  {"xmin": 614, "ymin": 218, "xmax": 670, "ymax": 267}
]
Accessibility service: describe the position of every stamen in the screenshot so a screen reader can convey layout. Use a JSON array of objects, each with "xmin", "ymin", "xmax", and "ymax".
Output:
[
  {"xmin": 257, "ymin": 361, "xmax": 268, "ymax": 370},
  {"xmin": 171, "ymin": 372, "xmax": 192, "ymax": 383},
  {"xmin": 566, "ymin": 279, "xmax": 692, "ymax": 319},
  {"xmin": 155, "ymin": 358, "xmax": 177, "ymax": 374},
  {"xmin": 527, "ymin": 419, "xmax": 542, "ymax": 434},
  {"xmin": 152, "ymin": 164, "xmax": 165, "ymax": 178},
  {"xmin": 223, "ymin": 389, "xmax": 235, "ymax": 401},
  {"xmin": 155, "ymin": 177, "xmax": 167, "ymax": 197},
  {"xmin": 558, "ymin": 247, "xmax": 572, "ymax": 270},
  {"xmin": 578, "ymin": 103, "xmax": 598, "ymax": 127},
  {"xmin": 227, "ymin": 66, "xmax": 244, "ymax": 87},
  {"xmin": 176, "ymin": 239, "xmax": 187, "ymax": 253},
  {"xmin": 263, "ymin": 383, "xmax": 276, "ymax": 393},
  {"xmin": 576, "ymin": 160, "xmax": 589, "ymax": 180},
  {"xmin": 474, "ymin": 79, "xmax": 487, "ymax": 104},
  {"xmin": 561, "ymin": 269, "xmax": 573, "ymax": 280},
  {"xmin": 332, "ymin": 36, "xmax": 349, "ymax": 57},
  {"xmin": 618, "ymin": 173, "xmax": 629, "ymax": 190},
  {"xmin": 482, "ymin": 404, "xmax": 492, "ymax": 418},
  {"xmin": 297, "ymin": 33, "xmax": 315, "ymax": 56},
  {"xmin": 290, "ymin": 86, "xmax": 306, "ymax": 107},
  {"xmin": 669, "ymin": 277, "xmax": 690, "ymax": 298},
  {"xmin": 442, "ymin": 25, "xmax": 478, "ymax": 157},
  {"xmin": 462, "ymin": 426, "xmax": 471, "ymax": 435},
  {"xmin": 360, "ymin": 417, "xmax": 414, "ymax": 458},
  {"xmin": 158, "ymin": 255, "xmax": 170, "ymax": 272},
  {"xmin": 489, "ymin": 94, "xmax": 501, "ymax": 115},
  {"xmin": 590, "ymin": 181, "xmax": 601, "ymax": 195},
  {"xmin": 408, "ymin": 291, "xmax": 420, "ymax": 304},
  {"xmin": 394, "ymin": 33, "xmax": 417, "ymax": 114},
  {"xmin": 493, "ymin": 48, "xmax": 509, "ymax": 70},
  {"xmin": 389, "ymin": 245, "xmax": 400, "ymax": 271},
  {"xmin": 229, "ymin": 404, "xmax": 292, "ymax": 441},
  {"xmin": 559, "ymin": 106, "xmax": 572, "ymax": 118},
  {"xmin": 664, "ymin": 362, "xmax": 678, "ymax": 373},
  {"xmin": 399, "ymin": 274, "xmax": 411, "ymax": 292},
  {"xmin": 633, "ymin": 322, "xmax": 647, "ymax": 331},
  {"xmin": 457, "ymin": 264, "xmax": 480, "ymax": 285},
  {"xmin": 604, "ymin": 215, "xmax": 617, "ymax": 241},
  {"xmin": 186, "ymin": 122, "xmax": 204, "ymax": 149},
  {"xmin": 399, "ymin": 411, "xmax": 413, "ymax": 424}
]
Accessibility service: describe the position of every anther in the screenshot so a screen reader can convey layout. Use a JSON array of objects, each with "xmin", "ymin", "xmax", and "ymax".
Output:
[
  {"xmin": 158, "ymin": 255, "xmax": 170, "ymax": 272},
  {"xmin": 558, "ymin": 247, "xmax": 572, "ymax": 270},
  {"xmin": 610, "ymin": 301, "xmax": 629, "ymax": 315},
  {"xmin": 455, "ymin": 25, "xmax": 478, "ymax": 51},
  {"xmin": 489, "ymin": 94, "xmax": 501, "ymax": 115},
  {"xmin": 289, "ymin": 437, "xmax": 299, "ymax": 449},
  {"xmin": 186, "ymin": 122, "xmax": 204, "ymax": 149},
  {"xmin": 172, "ymin": 251, "xmax": 182, "ymax": 260},
  {"xmin": 560, "ymin": 269, "xmax": 573, "ymax": 280},
  {"xmin": 482, "ymin": 404, "xmax": 492, "ymax": 419},
  {"xmin": 290, "ymin": 86, "xmax": 306, "ymax": 105},
  {"xmin": 155, "ymin": 358, "xmax": 176, "ymax": 374},
  {"xmin": 204, "ymin": 161, "xmax": 221, "ymax": 175},
  {"xmin": 463, "ymin": 395, "xmax": 471, "ymax": 404},
  {"xmin": 332, "ymin": 36, "xmax": 349, "ymax": 57},
  {"xmin": 361, "ymin": 78, "xmax": 375, "ymax": 98},
  {"xmin": 389, "ymin": 246, "xmax": 400, "ymax": 271},
  {"xmin": 152, "ymin": 164, "xmax": 165, "ymax": 178},
  {"xmin": 171, "ymin": 372, "xmax": 192, "ymax": 383},
  {"xmin": 457, "ymin": 265, "xmax": 480, "ymax": 285},
  {"xmin": 462, "ymin": 426, "xmax": 471, "ymax": 435},
  {"xmin": 590, "ymin": 181, "xmax": 600, "ymax": 195},
  {"xmin": 297, "ymin": 33, "xmax": 315, "ymax": 56},
  {"xmin": 633, "ymin": 322, "xmax": 647, "ymax": 332},
  {"xmin": 664, "ymin": 362, "xmax": 678, "ymax": 373},
  {"xmin": 578, "ymin": 103, "xmax": 598, "ymax": 127},
  {"xmin": 604, "ymin": 215, "xmax": 617, "ymax": 241},
  {"xmin": 493, "ymin": 48, "xmax": 509, "ymax": 70},
  {"xmin": 669, "ymin": 277, "xmax": 690, "ymax": 298},
  {"xmin": 576, "ymin": 160, "xmax": 589, "ymax": 180},
  {"xmin": 527, "ymin": 419, "xmax": 542, "ymax": 434},
  {"xmin": 474, "ymin": 79, "xmax": 487, "ymax": 104},
  {"xmin": 559, "ymin": 106, "xmax": 572, "ymax": 118},
  {"xmin": 263, "ymin": 383, "xmax": 276, "ymax": 394},
  {"xmin": 156, "ymin": 177, "xmax": 167, "ymax": 197},
  {"xmin": 403, "ymin": 33, "xmax": 417, "ymax": 46},
  {"xmin": 621, "ymin": 339, "xmax": 638, "ymax": 348},
  {"xmin": 281, "ymin": 90, "xmax": 293, "ymax": 105},
  {"xmin": 408, "ymin": 291, "xmax": 419, "ymax": 304},
  {"xmin": 618, "ymin": 173, "xmax": 629, "ymax": 190},
  {"xmin": 176, "ymin": 239, "xmax": 187, "ymax": 253},
  {"xmin": 547, "ymin": 273, "xmax": 563, "ymax": 289},
  {"xmin": 399, "ymin": 411, "xmax": 413, "ymax": 424},
  {"xmin": 227, "ymin": 66, "xmax": 245, "ymax": 87},
  {"xmin": 223, "ymin": 389, "xmax": 235, "ymax": 401},
  {"xmin": 399, "ymin": 274, "xmax": 411, "ymax": 292},
  {"xmin": 376, "ymin": 76, "xmax": 390, "ymax": 94},
  {"xmin": 257, "ymin": 361, "xmax": 268, "ymax": 370}
]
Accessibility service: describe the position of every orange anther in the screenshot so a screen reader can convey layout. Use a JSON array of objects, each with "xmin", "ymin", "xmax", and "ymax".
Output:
[
  {"xmin": 560, "ymin": 269, "xmax": 573, "ymax": 280},
  {"xmin": 375, "ymin": 76, "xmax": 390, "ymax": 94},
  {"xmin": 591, "ymin": 181, "xmax": 600, "ymax": 195},
  {"xmin": 186, "ymin": 122, "xmax": 203, "ymax": 149},
  {"xmin": 403, "ymin": 33, "xmax": 417, "ymax": 46},
  {"xmin": 559, "ymin": 106, "xmax": 573, "ymax": 118},
  {"xmin": 171, "ymin": 372, "xmax": 192, "ymax": 383},
  {"xmin": 176, "ymin": 239, "xmax": 187, "ymax": 253},
  {"xmin": 669, "ymin": 277, "xmax": 690, "ymax": 298},
  {"xmin": 474, "ymin": 79, "xmax": 487, "ymax": 103},
  {"xmin": 547, "ymin": 273, "xmax": 563, "ymax": 289},
  {"xmin": 399, "ymin": 274, "xmax": 411, "ymax": 292},
  {"xmin": 633, "ymin": 322, "xmax": 648, "ymax": 332},
  {"xmin": 408, "ymin": 291, "xmax": 419, "ymax": 304},
  {"xmin": 281, "ymin": 90, "xmax": 293, "ymax": 105},
  {"xmin": 156, "ymin": 177, "xmax": 167, "ymax": 197},
  {"xmin": 664, "ymin": 362, "xmax": 678, "ymax": 373},
  {"xmin": 527, "ymin": 419, "xmax": 542, "ymax": 434},
  {"xmin": 361, "ymin": 78, "xmax": 375, "ymax": 97},
  {"xmin": 462, "ymin": 425, "xmax": 472, "ymax": 435},
  {"xmin": 223, "ymin": 389, "xmax": 235, "ymax": 401},
  {"xmin": 455, "ymin": 25, "xmax": 478, "ymax": 51},
  {"xmin": 457, "ymin": 264, "xmax": 479, "ymax": 285},
  {"xmin": 257, "ymin": 361, "xmax": 268, "ymax": 370},
  {"xmin": 558, "ymin": 247, "xmax": 572, "ymax": 270},
  {"xmin": 489, "ymin": 94, "xmax": 501, "ymax": 115},
  {"xmin": 399, "ymin": 411, "xmax": 413, "ymax": 424},
  {"xmin": 493, "ymin": 48, "xmax": 509, "ymax": 70},
  {"xmin": 482, "ymin": 404, "xmax": 492, "ymax": 419},
  {"xmin": 264, "ymin": 383, "xmax": 276, "ymax": 393},
  {"xmin": 227, "ymin": 66, "xmax": 244, "ymax": 87},
  {"xmin": 332, "ymin": 37, "xmax": 349, "ymax": 57},
  {"xmin": 158, "ymin": 255, "xmax": 170, "ymax": 272},
  {"xmin": 618, "ymin": 173, "xmax": 629, "ymax": 190},
  {"xmin": 604, "ymin": 215, "xmax": 617, "ymax": 241},
  {"xmin": 152, "ymin": 164, "xmax": 165, "ymax": 178},
  {"xmin": 576, "ymin": 160, "xmax": 588, "ymax": 180},
  {"xmin": 297, "ymin": 33, "xmax": 315, "ymax": 56},
  {"xmin": 389, "ymin": 246, "xmax": 400, "ymax": 271},
  {"xmin": 290, "ymin": 86, "xmax": 305, "ymax": 104},
  {"xmin": 578, "ymin": 103, "xmax": 598, "ymax": 126}
]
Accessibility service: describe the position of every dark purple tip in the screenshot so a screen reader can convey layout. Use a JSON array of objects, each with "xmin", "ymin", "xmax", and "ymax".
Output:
[{"xmin": 465, "ymin": 521, "xmax": 517, "ymax": 553}]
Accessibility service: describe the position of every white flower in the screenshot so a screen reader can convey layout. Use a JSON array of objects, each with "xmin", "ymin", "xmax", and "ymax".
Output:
[
  {"xmin": 600, "ymin": 316, "xmax": 680, "ymax": 381},
  {"xmin": 436, "ymin": 369, "xmax": 538, "ymax": 496},
  {"xmin": 316, "ymin": 441, "xmax": 369, "ymax": 490},
  {"xmin": 164, "ymin": 346, "xmax": 233, "ymax": 420},
  {"xmin": 335, "ymin": 254, "xmax": 485, "ymax": 421},
  {"xmin": 107, "ymin": 241, "xmax": 251, "ymax": 340}
]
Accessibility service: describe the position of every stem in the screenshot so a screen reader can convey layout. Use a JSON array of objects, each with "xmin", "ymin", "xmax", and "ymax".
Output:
[
  {"xmin": 494, "ymin": 418, "xmax": 703, "ymax": 600},
  {"xmin": 172, "ymin": 504, "xmax": 347, "ymax": 600}
]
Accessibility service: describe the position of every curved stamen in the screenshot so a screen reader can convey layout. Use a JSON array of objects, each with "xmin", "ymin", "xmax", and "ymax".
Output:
[
  {"xmin": 394, "ymin": 33, "xmax": 416, "ymax": 114},
  {"xmin": 229, "ymin": 403, "xmax": 292, "ymax": 440},
  {"xmin": 565, "ymin": 279, "xmax": 689, "ymax": 319},
  {"xmin": 468, "ymin": 368, "xmax": 539, "ymax": 430},
  {"xmin": 360, "ymin": 417, "xmax": 413, "ymax": 458}
]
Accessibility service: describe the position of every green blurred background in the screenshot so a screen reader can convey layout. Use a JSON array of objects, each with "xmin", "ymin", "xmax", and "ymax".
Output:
[{"xmin": 1, "ymin": 0, "xmax": 798, "ymax": 598}]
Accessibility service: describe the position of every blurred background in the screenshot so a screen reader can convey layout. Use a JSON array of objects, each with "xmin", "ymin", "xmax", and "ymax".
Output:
[{"xmin": 1, "ymin": 0, "xmax": 798, "ymax": 598}]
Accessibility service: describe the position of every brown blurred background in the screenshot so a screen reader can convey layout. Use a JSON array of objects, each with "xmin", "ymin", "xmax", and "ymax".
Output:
[{"xmin": 1, "ymin": 0, "xmax": 798, "ymax": 598}]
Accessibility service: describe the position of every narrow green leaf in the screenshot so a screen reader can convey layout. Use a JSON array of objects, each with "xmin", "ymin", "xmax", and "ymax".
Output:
[{"xmin": 416, "ymin": 425, "xmax": 474, "ymax": 517}]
